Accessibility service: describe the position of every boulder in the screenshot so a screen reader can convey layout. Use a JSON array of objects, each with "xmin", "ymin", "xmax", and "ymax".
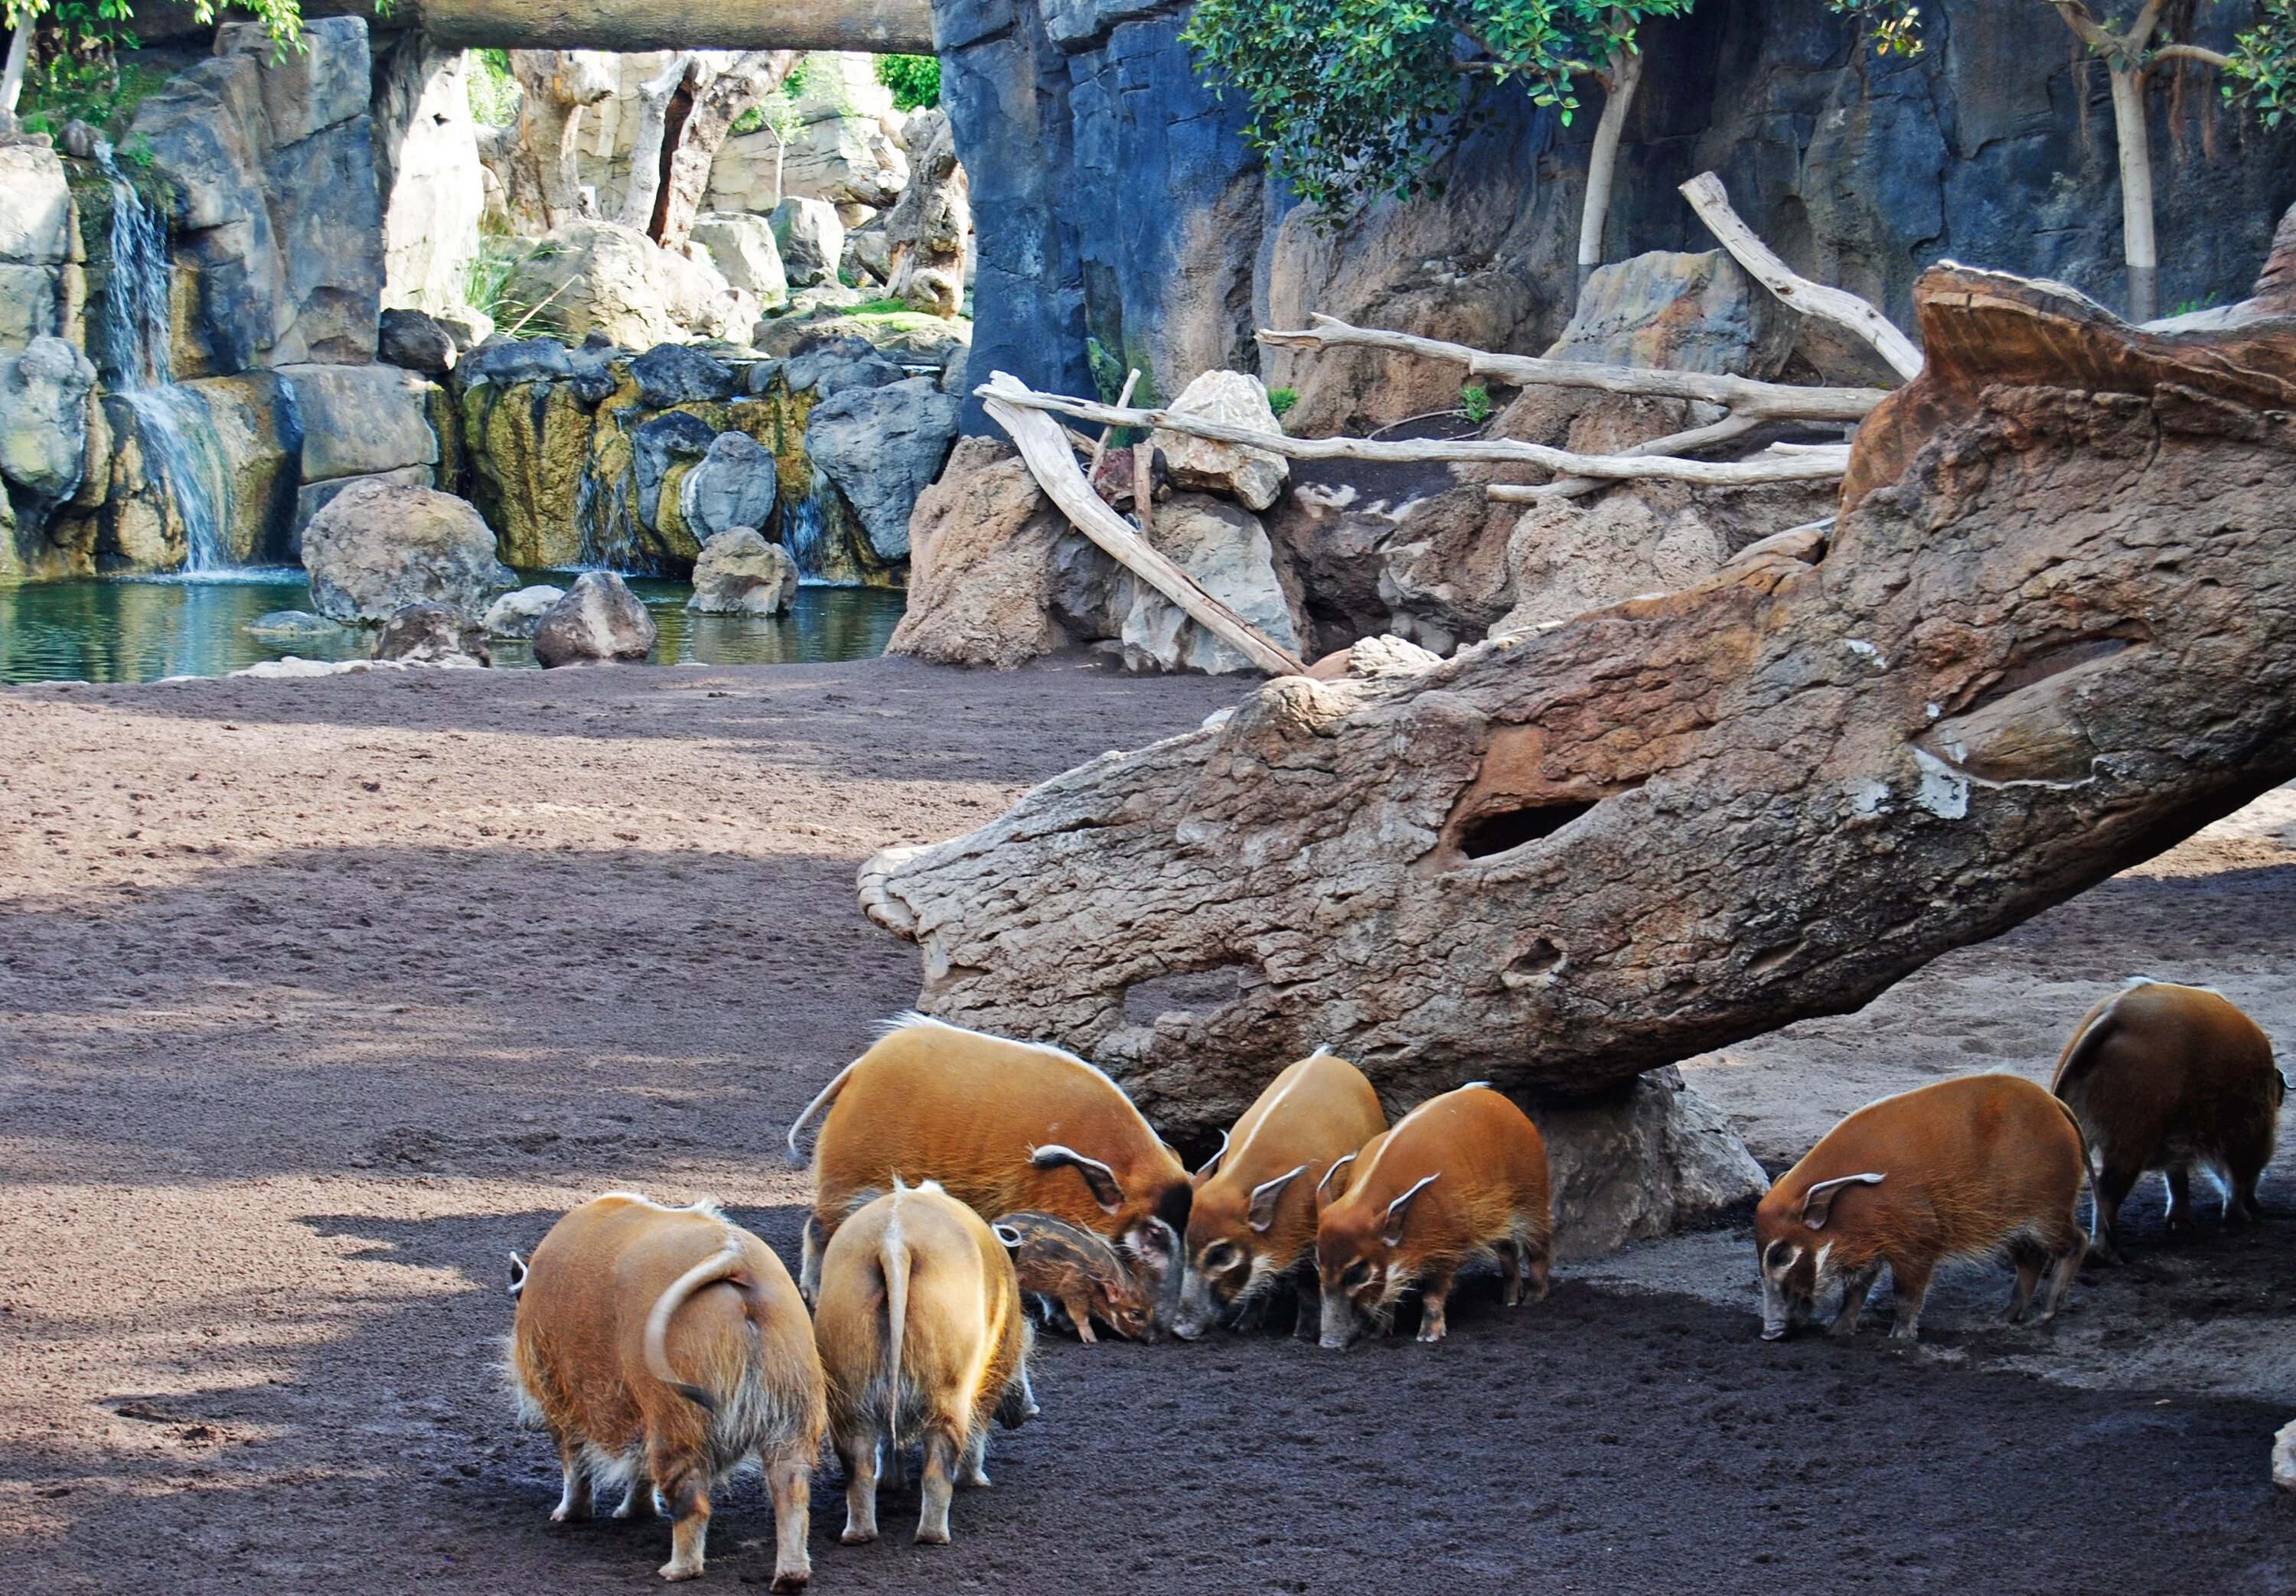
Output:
[
  {"xmin": 1489, "ymin": 494, "xmax": 1730, "ymax": 638},
  {"xmin": 378, "ymin": 308, "xmax": 458, "ymax": 376},
  {"xmin": 371, "ymin": 601, "xmax": 491, "ymax": 666},
  {"xmin": 0, "ymin": 142, "xmax": 73, "ymax": 353},
  {"xmin": 631, "ymin": 409, "xmax": 720, "ymax": 533},
  {"xmin": 804, "ymin": 375, "xmax": 961, "ymax": 562},
  {"xmin": 458, "ymin": 335, "xmax": 576, "ymax": 386},
  {"xmin": 2275, "ymin": 1419, "xmax": 2296, "ymax": 1493},
  {"xmin": 1546, "ymin": 249, "xmax": 1786, "ymax": 378},
  {"xmin": 374, "ymin": 40, "xmax": 486, "ymax": 317},
  {"xmin": 482, "ymin": 584, "xmax": 566, "ymax": 637},
  {"xmin": 501, "ymin": 220, "xmax": 677, "ymax": 349},
  {"xmin": 1535, "ymin": 1070, "xmax": 1769, "ymax": 1259},
  {"xmin": 770, "ymin": 198, "xmax": 846, "ymax": 289},
  {"xmin": 887, "ymin": 437, "xmax": 1069, "ymax": 669},
  {"xmin": 1151, "ymin": 370, "xmax": 1289, "ymax": 512},
  {"xmin": 687, "ymin": 528, "xmax": 800, "ymax": 616},
  {"xmin": 677, "ymin": 432, "xmax": 781, "ymax": 543},
  {"xmin": 295, "ymin": 465, "xmax": 436, "ymax": 539},
  {"xmin": 246, "ymin": 609, "xmax": 345, "ymax": 638},
  {"xmin": 301, "ymin": 480, "xmax": 517, "ymax": 624},
  {"xmin": 531, "ymin": 569, "xmax": 658, "ymax": 666},
  {"xmin": 657, "ymin": 243, "xmax": 755, "ymax": 342},
  {"xmin": 687, "ymin": 213, "xmax": 788, "ymax": 309},
  {"xmin": 1116, "ymin": 493, "xmax": 1303, "ymax": 675},
  {"xmin": 630, "ymin": 343, "xmax": 736, "ymax": 406},
  {"xmin": 277, "ymin": 363, "xmax": 441, "ymax": 484},
  {"xmin": 883, "ymin": 109, "xmax": 970, "ymax": 321},
  {"xmin": 0, "ymin": 337, "xmax": 97, "ymax": 505},
  {"xmin": 782, "ymin": 338, "xmax": 905, "ymax": 397}
]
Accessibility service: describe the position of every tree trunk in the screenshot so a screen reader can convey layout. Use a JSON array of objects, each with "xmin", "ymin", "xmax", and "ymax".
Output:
[
  {"xmin": 2107, "ymin": 63, "xmax": 2158, "ymax": 320},
  {"xmin": 859, "ymin": 262, "xmax": 2296, "ymax": 1135},
  {"xmin": 651, "ymin": 48, "xmax": 797, "ymax": 249},
  {"xmin": 504, "ymin": 50, "xmax": 615, "ymax": 233},
  {"xmin": 1577, "ymin": 48, "xmax": 1643, "ymax": 300},
  {"xmin": 618, "ymin": 51, "xmax": 696, "ymax": 231},
  {"xmin": 1, "ymin": 21, "xmax": 31, "ymax": 132}
]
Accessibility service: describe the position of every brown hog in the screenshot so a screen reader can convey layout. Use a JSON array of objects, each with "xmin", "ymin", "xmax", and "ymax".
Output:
[
  {"xmin": 2051, "ymin": 980, "xmax": 2284, "ymax": 1259},
  {"xmin": 509, "ymin": 1193, "xmax": 825, "ymax": 1587},
  {"xmin": 990, "ymin": 1210, "xmax": 1155, "ymax": 1343},
  {"xmin": 788, "ymin": 1016, "xmax": 1192, "ymax": 1333},
  {"xmin": 814, "ymin": 1181, "xmax": 1035, "ymax": 1546},
  {"xmin": 1176, "ymin": 1048, "xmax": 1387, "ymax": 1340},
  {"xmin": 1756, "ymin": 1074, "xmax": 2086, "ymax": 1344},
  {"xmin": 1313, "ymin": 1084, "xmax": 1551, "ymax": 1347}
]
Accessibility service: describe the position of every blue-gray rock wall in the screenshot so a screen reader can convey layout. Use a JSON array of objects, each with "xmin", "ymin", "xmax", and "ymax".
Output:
[{"xmin": 935, "ymin": 0, "xmax": 2296, "ymax": 434}]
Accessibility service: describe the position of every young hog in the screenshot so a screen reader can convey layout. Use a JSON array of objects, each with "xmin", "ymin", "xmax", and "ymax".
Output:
[
  {"xmin": 2051, "ymin": 980, "xmax": 2283, "ymax": 1259},
  {"xmin": 814, "ymin": 1181, "xmax": 1035, "ymax": 1546},
  {"xmin": 1176, "ymin": 1048, "xmax": 1387, "ymax": 1340},
  {"xmin": 509, "ymin": 1193, "xmax": 825, "ymax": 1587},
  {"xmin": 989, "ymin": 1210, "xmax": 1154, "ymax": 1343},
  {"xmin": 1755, "ymin": 1073, "xmax": 2086, "ymax": 1344},
  {"xmin": 788, "ymin": 1015, "xmax": 1191, "ymax": 1333},
  {"xmin": 1314, "ymin": 1084, "xmax": 1551, "ymax": 1347}
]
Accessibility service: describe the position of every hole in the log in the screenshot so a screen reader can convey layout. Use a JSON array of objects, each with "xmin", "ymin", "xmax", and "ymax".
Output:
[
  {"xmin": 1958, "ymin": 632, "xmax": 2143, "ymax": 716},
  {"xmin": 1123, "ymin": 963, "xmax": 1259, "ymax": 1027},
  {"xmin": 1746, "ymin": 938, "xmax": 1806, "ymax": 977},
  {"xmin": 1456, "ymin": 802, "xmax": 1596, "ymax": 860},
  {"xmin": 1510, "ymin": 937, "xmax": 1564, "ymax": 979}
]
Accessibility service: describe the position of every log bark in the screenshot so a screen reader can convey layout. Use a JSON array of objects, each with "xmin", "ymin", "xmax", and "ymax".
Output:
[
  {"xmin": 496, "ymin": 51, "xmax": 617, "ymax": 233},
  {"xmin": 617, "ymin": 51, "xmax": 700, "ymax": 233},
  {"xmin": 865, "ymin": 264, "xmax": 2296, "ymax": 1135},
  {"xmin": 412, "ymin": 0, "xmax": 937, "ymax": 53},
  {"xmin": 651, "ymin": 49, "xmax": 799, "ymax": 249}
]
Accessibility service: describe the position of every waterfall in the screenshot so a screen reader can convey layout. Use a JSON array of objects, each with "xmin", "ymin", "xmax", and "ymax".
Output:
[{"xmin": 96, "ymin": 144, "xmax": 234, "ymax": 575}]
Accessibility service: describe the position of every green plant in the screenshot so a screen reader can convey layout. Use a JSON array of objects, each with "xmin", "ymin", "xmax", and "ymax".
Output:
[
  {"xmin": 876, "ymin": 53, "xmax": 939, "ymax": 111},
  {"xmin": 461, "ymin": 233, "xmax": 537, "ymax": 324},
  {"xmin": 1459, "ymin": 382, "xmax": 1493, "ymax": 424},
  {"xmin": 1267, "ymin": 386, "xmax": 1299, "ymax": 416},
  {"xmin": 466, "ymin": 45, "xmax": 519, "ymax": 126},
  {"xmin": 2226, "ymin": 0, "xmax": 2296, "ymax": 127}
]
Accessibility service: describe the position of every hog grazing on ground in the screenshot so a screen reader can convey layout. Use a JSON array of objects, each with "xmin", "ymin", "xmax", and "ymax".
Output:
[
  {"xmin": 1756, "ymin": 1074, "xmax": 2086, "ymax": 1344},
  {"xmin": 1176, "ymin": 1048, "xmax": 1388, "ymax": 1340},
  {"xmin": 1314, "ymin": 1084, "xmax": 1551, "ymax": 1347},
  {"xmin": 2050, "ymin": 980, "xmax": 2284, "ymax": 1260},
  {"xmin": 508, "ymin": 1193, "xmax": 825, "ymax": 1587},
  {"xmin": 814, "ymin": 1181, "xmax": 1036, "ymax": 1546},
  {"xmin": 788, "ymin": 1015, "xmax": 1192, "ymax": 1334},
  {"xmin": 990, "ymin": 1210, "xmax": 1155, "ymax": 1342}
]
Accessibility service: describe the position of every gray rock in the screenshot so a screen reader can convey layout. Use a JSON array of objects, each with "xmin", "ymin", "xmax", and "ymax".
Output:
[
  {"xmin": 687, "ymin": 529, "xmax": 800, "ymax": 617},
  {"xmin": 295, "ymin": 466, "xmax": 436, "ymax": 539},
  {"xmin": 631, "ymin": 409, "xmax": 721, "ymax": 532},
  {"xmin": 679, "ymin": 432, "xmax": 781, "ymax": 543},
  {"xmin": 743, "ymin": 358, "xmax": 785, "ymax": 395},
  {"xmin": 217, "ymin": 17, "xmax": 370, "ymax": 145},
  {"xmin": 0, "ymin": 142, "xmax": 72, "ymax": 354},
  {"xmin": 1533, "ymin": 1069, "xmax": 1769, "ymax": 1261},
  {"xmin": 688, "ymin": 213, "xmax": 788, "ymax": 309},
  {"xmin": 1150, "ymin": 370, "xmax": 1288, "ymax": 513},
  {"xmin": 531, "ymin": 570, "xmax": 657, "ymax": 666},
  {"xmin": 373, "ymin": 39, "xmax": 486, "ymax": 318},
  {"xmin": 432, "ymin": 306, "xmax": 494, "ymax": 351},
  {"xmin": 804, "ymin": 376, "xmax": 961, "ymax": 562},
  {"xmin": 246, "ymin": 609, "xmax": 344, "ymax": 638},
  {"xmin": 458, "ymin": 336, "xmax": 576, "ymax": 387},
  {"xmin": 371, "ymin": 601, "xmax": 491, "ymax": 666},
  {"xmin": 784, "ymin": 337, "xmax": 906, "ymax": 397},
  {"xmin": 2275, "ymin": 1419, "xmax": 2296, "ymax": 1492},
  {"xmin": 301, "ymin": 479, "xmax": 516, "ymax": 623},
  {"xmin": 481, "ymin": 584, "xmax": 566, "ymax": 638},
  {"xmin": 378, "ymin": 308, "xmax": 458, "ymax": 376},
  {"xmin": 0, "ymin": 337, "xmax": 96, "ymax": 505},
  {"xmin": 1114, "ymin": 492, "xmax": 1301, "ymax": 675},
  {"xmin": 1546, "ymin": 249, "xmax": 1786, "ymax": 377},
  {"xmin": 630, "ymin": 343, "xmax": 736, "ymax": 406},
  {"xmin": 566, "ymin": 336, "xmax": 622, "ymax": 404},
  {"xmin": 278, "ymin": 363, "xmax": 441, "ymax": 484},
  {"xmin": 501, "ymin": 220, "xmax": 676, "ymax": 349},
  {"xmin": 769, "ymin": 197, "xmax": 846, "ymax": 288}
]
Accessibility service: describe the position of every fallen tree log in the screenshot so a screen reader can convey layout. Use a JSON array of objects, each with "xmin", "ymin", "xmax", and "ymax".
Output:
[{"xmin": 865, "ymin": 263, "xmax": 2296, "ymax": 1135}]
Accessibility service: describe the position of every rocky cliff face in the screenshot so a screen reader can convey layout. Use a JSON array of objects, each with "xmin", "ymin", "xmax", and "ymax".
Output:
[{"xmin": 937, "ymin": 0, "xmax": 2296, "ymax": 434}]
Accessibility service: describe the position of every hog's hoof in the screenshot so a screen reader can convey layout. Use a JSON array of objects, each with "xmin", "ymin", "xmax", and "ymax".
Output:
[
  {"xmin": 1414, "ymin": 1327, "xmax": 1446, "ymax": 1344},
  {"xmin": 963, "ymin": 1470, "xmax": 991, "ymax": 1489},
  {"xmin": 658, "ymin": 1559, "xmax": 704, "ymax": 1581},
  {"xmin": 839, "ymin": 1528, "xmax": 876, "ymax": 1546},
  {"xmin": 914, "ymin": 1528, "xmax": 951, "ymax": 1547},
  {"xmin": 768, "ymin": 1568, "xmax": 810, "ymax": 1593},
  {"xmin": 550, "ymin": 1504, "xmax": 590, "ymax": 1524}
]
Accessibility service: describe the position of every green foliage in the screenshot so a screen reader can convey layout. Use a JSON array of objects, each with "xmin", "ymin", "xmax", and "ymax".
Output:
[
  {"xmin": 1085, "ymin": 336, "xmax": 1128, "ymax": 405},
  {"xmin": 1182, "ymin": 0, "xmax": 1695, "ymax": 218},
  {"xmin": 877, "ymin": 54, "xmax": 940, "ymax": 111},
  {"xmin": 461, "ymin": 234, "xmax": 536, "ymax": 325},
  {"xmin": 1267, "ymin": 385, "xmax": 1300, "ymax": 416},
  {"xmin": 1459, "ymin": 381, "xmax": 1492, "ymax": 423},
  {"xmin": 1826, "ymin": 0, "xmax": 1923, "ymax": 57},
  {"xmin": 783, "ymin": 54, "xmax": 815, "ymax": 99},
  {"xmin": 5, "ymin": 0, "xmax": 311, "ymax": 57},
  {"xmin": 466, "ymin": 47, "xmax": 520, "ymax": 127},
  {"xmin": 2226, "ymin": 0, "xmax": 2296, "ymax": 128},
  {"xmin": 17, "ymin": 44, "xmax": 174, "ymax": 140}
]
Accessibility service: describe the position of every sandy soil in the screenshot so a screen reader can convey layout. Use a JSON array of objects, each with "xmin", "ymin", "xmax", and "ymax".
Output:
[{"xmin": 2, "ymin": 656, "xmax": 2291, "ymax": 1594}]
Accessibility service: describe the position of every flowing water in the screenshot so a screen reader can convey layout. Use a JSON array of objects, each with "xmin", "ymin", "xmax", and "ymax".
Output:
[{"xmin": 0, "ymin": 576, "xmax": 907, "ymax": 685}]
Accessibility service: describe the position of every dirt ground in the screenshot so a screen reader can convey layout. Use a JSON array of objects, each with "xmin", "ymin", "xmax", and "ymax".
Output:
[{"xmin": 2, "ymin": 656, "xmax": 2291, "ymax": 1594}]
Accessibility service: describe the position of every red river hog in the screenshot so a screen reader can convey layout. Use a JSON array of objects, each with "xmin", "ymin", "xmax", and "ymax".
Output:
[
  {"xmin": 1313, "ymin": 1084, "xmax": 1551, "ymax": 1347},
  {"xmin": 788, "ymin": 1016, "xmax": 1192, "ymax": 1334},
  {"xmin": 813, "ymin": 1181, "xmax": 1035, "ymax": 1546},
  {"xmin": 1755, "ymin": 1074, "xmax": 2086, "ymax": 1344},
  {"xmin": 509, "ymin": 1193, "xmax": 825, "ymax": 1586},
  {"xmin": 1176, "ymin": 1047, "xmax": 1388, "ymax": 1340},
  {"xmin": 2050, "ymin": 979, "xmax": 2283, "ymax": 1259},
  {"xmin": 990, "ymin": 1210, "xmax": 1156, "ymax": 1342}
]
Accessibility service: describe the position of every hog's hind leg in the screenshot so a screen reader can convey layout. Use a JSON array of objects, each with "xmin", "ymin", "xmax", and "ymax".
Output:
[
  {"xmin": 836, "ymin": 1430, "xmax": 880, "ymax": 1545},
  {"xmin": 551, "ymin": 1435, "xmax": 594, "ymax": 1523}
]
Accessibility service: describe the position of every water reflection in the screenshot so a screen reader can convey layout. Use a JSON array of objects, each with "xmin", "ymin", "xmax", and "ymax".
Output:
[{"xmin": 0, "ymin": 572, "xmax": 906, "ymax": 686}]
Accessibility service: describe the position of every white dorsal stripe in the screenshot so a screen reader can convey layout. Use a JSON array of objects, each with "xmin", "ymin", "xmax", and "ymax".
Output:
[
  {"xmin": 1229, "ymin": 1049, "xmax": 1328, "ymax": 1174},
  {"xmin": 1353, "ymin": 1087, "xmax": 1456, "ymax": 1197}
]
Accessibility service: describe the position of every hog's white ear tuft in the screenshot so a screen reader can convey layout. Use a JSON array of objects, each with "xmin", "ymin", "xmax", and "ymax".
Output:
[
  {"xmin": 1030, "ymin": 1145, "xmax": 1125, "ymax": 1211},
  {"xmin": 1196, "ymin": 1128, "xmax": 1231, "ymax": 1178},
  {"xmin": 1247, "ymin": 1164, "xmax": 1311, "ymax": 1233},
  {"xmin": 508, "ymin": 1250, "xmax": 529, "ymax": 1298},
  {"xmin": 1381, "ymin": 1173, "xmax": 1440, "ymax": 1246},
  {"xmin": 993, "ymin": 1223, "xmax": 1025, "ymax": 1252},
  {"xmin": 1315, "ymin": 1151, "xmax": 1359, "ymax": 1205},
  {"xmin": 1799, "ymin": 1172, "xmax": 1884, "ymax": 1230}
]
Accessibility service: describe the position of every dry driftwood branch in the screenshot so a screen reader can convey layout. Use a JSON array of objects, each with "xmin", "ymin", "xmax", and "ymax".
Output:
[
  {"xmin": 871, "ymin": 265, "xmax": 2296, "ymax": 1133},
  {"xmin": 1087, "ymin": 368, "xmax": 1142, "ymax": 483},
  {"xmin": 1492, "ymin": 412, "xmax": 1769, "ymax": 503},
  {"xmin": 979, "ymin": 379, "xmax": 1851, "ymax": 487},
  {"xmin": 980, "ymin": 372, "xmax": 1306, "ymax": 676},
  {"xmin": 1260, "ymin": 316, "xmax": 1889, "ymax": 420},
  {"xmin": 1681, "ymin": 171, "xmax": 1926, "ymax": 382}
]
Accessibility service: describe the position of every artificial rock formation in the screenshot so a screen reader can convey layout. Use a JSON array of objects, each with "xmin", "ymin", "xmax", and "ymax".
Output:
[
  {"xmin": 861, "ymin": 264, "xmax": 2296, "ymax": 1135},
  {"xmin": 302, "ymin": 480, "xmax": 514, "ymax": 624},
  {"xmin": 532, "ymin": 569, "xmax": 658, "ymax": 665},
  {"xmin": 687, "ymin": 527, "xmax": 799, "ymax": 615}
]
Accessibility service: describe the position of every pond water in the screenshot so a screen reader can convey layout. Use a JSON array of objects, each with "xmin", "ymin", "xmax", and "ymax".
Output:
[{"xmin": 0, "ymin": 571, "xmax": 908, "ymax": 686}]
